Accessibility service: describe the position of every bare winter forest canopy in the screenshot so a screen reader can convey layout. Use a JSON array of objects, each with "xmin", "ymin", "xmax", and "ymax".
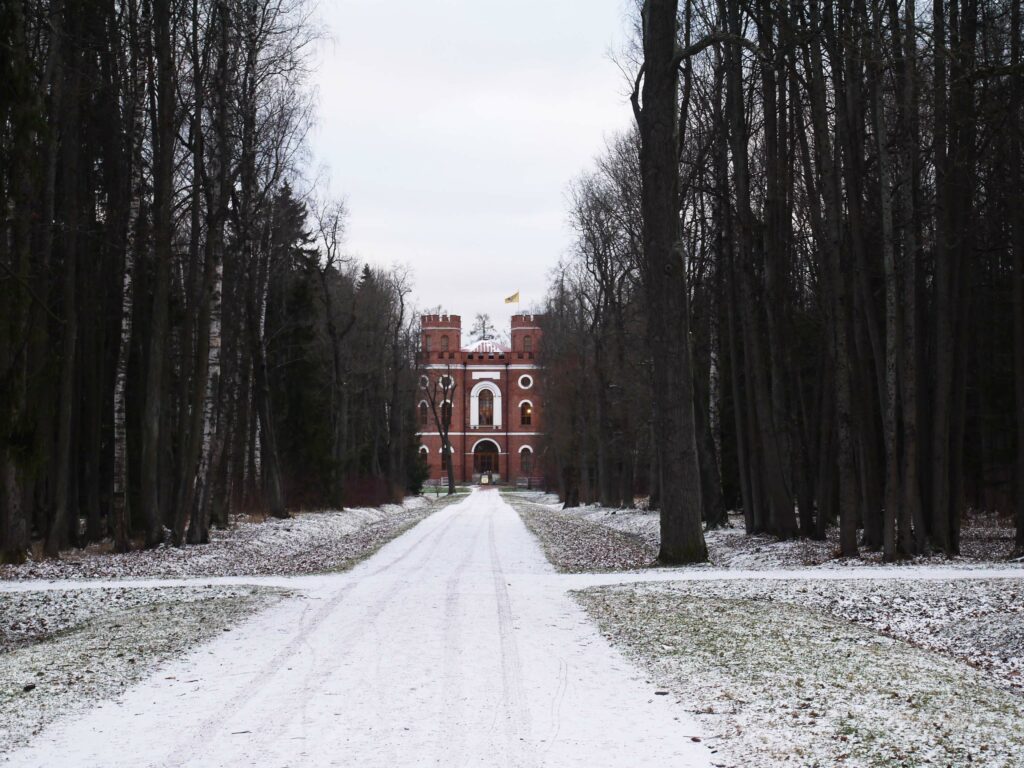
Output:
[
  {"xmin": 1, "ymin": 0, "xmax": 1023, "ymax": 566},
  {"xmin": 541, "ymin": 0, "xmax": 1024, "ymax": 561},
  {"xmin": 0, "ymin": 0, "xmax": 425, "ymax": 562}
]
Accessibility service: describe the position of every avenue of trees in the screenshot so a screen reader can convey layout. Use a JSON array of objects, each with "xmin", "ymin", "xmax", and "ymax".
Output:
[
  {"xmin": 0, "ymin": 0, "xmax": 424, "ymax": 562},
  {"xmin": 541, "ymin": 0, "xmax": 1024, "ymax": 561}
]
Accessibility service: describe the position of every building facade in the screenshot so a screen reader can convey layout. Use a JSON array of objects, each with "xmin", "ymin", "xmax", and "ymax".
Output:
[{"xmin": 416, "ymin": 313, "xmax": 543, "ymax": 484}]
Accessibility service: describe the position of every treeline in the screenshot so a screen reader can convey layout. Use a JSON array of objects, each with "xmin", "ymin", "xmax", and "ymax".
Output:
[
  {"xmin": 541, "ymin": 0, "xmax": 1024, "ymax": 560},
  {"xmin": 0, "ymin": 0, "xmax": 424, "ymax": 563}
]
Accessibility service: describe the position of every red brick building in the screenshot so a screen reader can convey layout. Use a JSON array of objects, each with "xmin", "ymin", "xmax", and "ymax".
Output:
[{"xmin": 416, "ymin": 313, "xmax": 543, "ymax": 484}]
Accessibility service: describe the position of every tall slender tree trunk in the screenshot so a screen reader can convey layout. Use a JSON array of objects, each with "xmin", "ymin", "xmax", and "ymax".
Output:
[
  {"xmin": 890, "ymin": 0, "xmax": 923, "ymax": 554},
  {"xmin": 872, "ymin": 32, "xmax": 901, "ymax": 561},
  {"xmin": 804, "ymin": 0, "xmax": 858, "ymax": 556},
  {"xmin": 1011, "ymin": 0, "xmax": 1024, "ymax": 554},
  {"xmin": 249, "ymin": 259, "xmax": 286, "ymax": 519},
  {"xmin": 635, "ymin": 0, "xmax": 707, "ymax": 563},
  {"xmin": 111, "ymin": 0, "xmax": 144, "ymax": 552},
  {"xmin": 171, "ymin": 4, "xmax": 205, "ymax": 544},
  {"xmin": 0, "ymin": 0, "xmax": 35, "ymax": 564},
  {"xmin": 140, "ymin": 0, "xmax": 175, "ymax": 546},
  {"xmin": 48, "ymin": 4, "xmax": 81, "ymax": 556},
  {"xmin": 929, "ymin": 0, "xmax": 955, "ymax": 555}
]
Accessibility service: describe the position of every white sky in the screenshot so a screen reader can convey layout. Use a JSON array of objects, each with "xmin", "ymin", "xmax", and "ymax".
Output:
[{"xmin": 308, "ymin": 0, "xmax": 635, "ymax": 334}]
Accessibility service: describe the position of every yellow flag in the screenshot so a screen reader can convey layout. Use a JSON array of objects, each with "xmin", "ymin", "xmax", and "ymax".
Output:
[{"xmin": 504, "ymin": 291, "xmax": 520, "ymax": 304}]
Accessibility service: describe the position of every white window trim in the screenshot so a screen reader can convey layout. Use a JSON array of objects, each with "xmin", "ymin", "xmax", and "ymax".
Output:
[
  {"xmin": 470, "ymin": 438, "xmax": 502, "ymax": 453},
  {"xmin": 519, "ymin": 445, "xmax": 534, "ymax": 473},
  {"xmin": 469, "ymin": 380, "xmax": 502, "ymax": 427}
]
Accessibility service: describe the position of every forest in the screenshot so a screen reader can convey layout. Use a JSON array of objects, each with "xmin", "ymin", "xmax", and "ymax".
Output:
[
  {"xmin": 541, "ymin": 0, "xmax": 1024, "ymax": 561},
  {"xmin": 0, "ymin": 0, "xmax": 425, "ymax": 562}
]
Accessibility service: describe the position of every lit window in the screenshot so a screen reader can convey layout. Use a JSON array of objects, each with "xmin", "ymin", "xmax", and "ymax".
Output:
[
  {"xmin": 520, "ymin": 402, "xmax": 532, "ymax": 426},
  {"xmin": 479, "ymin": 390, "xmax": 494, "ymax": 426}
]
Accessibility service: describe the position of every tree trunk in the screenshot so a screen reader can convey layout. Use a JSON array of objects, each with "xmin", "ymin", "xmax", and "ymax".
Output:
[
  {"xmin": 48, "ymin": 6, "xmax": 81, "ymax": 556},
  {"xmin": 804, "ymin": 0, "xmax": 858, "ymax": 556},
  {"xmin": 139, "ymin": 0, "xmax": 175, "ymax": 547},
  {"xmin": 1011, "ymin": 0, "xmax": 1024, "ymax": 554},
  {"xmin": 890, "ymin": 0, "xmax": 923, "ymax": 556},
  {"xmin": 635, "ymin": 0, "xmax": 707, "ymax": 563},
  {"xmin": 872, "ymin": 40, "xmax": 901, "ymax": 561}
]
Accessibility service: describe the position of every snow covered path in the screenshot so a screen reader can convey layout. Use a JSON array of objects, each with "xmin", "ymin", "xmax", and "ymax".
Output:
[{"xmin": 2, "ymin": 489, "xmax": 710, "ymax": 768}]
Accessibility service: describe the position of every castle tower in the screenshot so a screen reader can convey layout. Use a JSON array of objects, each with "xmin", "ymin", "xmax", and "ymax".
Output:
[
  {"xmin": 509, "ymin": 314, "xmax": 542, "ymax": 360},
  {"xmin": 420, "ymin": 313, "xmax": 461, "ymax": 360}
]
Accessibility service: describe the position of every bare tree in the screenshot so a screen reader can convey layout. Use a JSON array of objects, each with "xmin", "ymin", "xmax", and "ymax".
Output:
[{"xmin": 423, "ymin": 365, "xmax": 458, "ymax": 495}]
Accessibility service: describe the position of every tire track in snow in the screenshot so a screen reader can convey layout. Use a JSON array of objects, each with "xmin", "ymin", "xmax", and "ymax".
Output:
[
  {"xmin": 439, "ymin": 507, "xmax": 485, "ymax": 766},
  {"xmin": 489, "ymin": 509, "xmax": 535, "ymax": 768},
  {"xmin": 163, "ymin": 498, "xmax": 471, "ymax": 767}
]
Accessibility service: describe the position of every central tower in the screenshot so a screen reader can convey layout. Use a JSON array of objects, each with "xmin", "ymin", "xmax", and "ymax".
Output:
[{"xmin": 415, "ymin": 312, "xmax": 544, "ymax": 486}]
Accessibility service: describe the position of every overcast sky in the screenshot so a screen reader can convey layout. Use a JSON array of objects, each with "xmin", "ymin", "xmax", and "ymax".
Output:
[{"xmin": 308, "ymin": 0, "xmax": 635, "ymax": 335}]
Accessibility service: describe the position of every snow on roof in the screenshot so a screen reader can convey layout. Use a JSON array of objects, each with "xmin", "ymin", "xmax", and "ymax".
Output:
[{"xmin": 463, "ymin": 338, "xmax": 508, "ymax": 354}]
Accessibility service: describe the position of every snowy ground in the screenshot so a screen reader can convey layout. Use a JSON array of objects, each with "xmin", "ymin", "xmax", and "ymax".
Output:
[
  {"xmin": 0, "ymin": 496, "xmax": 436, "ymax": 581},
  {"xmin": 5, "ymin": 490, "xmax": 1022, "ymax": 767},
  {"xmin": 1, "ymin": 585, "xmax": 286, "ymax": 753},
  {"xmin": 510, "ymin": 492, "xmax": 1024, "ymax": 765},
  {"xmin": 577, "ymin": 582, "xmax": 1024, "ymax": 767},
  {"xmin": 507, "ymin": 495, "xmax": 657, "ymax": 571},
  {"xmin": 1, "ymin": 495, "xmax": 453, "ymax": 760},
  {"xmin": 1, "ymin": 489, "xmax": 712, "ymax": 767},
  {"xmin": 510, "ymin": 492, "xmax": 1023, "ymax": 570}
]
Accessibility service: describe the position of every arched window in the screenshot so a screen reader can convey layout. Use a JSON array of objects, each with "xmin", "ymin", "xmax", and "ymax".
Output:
[
  {"xmin": 441, "ymin": 335, "xmax": 449, "ymax": 351},
  {"xmin": 479, "ymin": 390, "xmax": 494, "ymax": 426},
  {"xmin": 441, "ymin": 447, "xmax": 449, "ymax": 470},
  {"xmin": 419, "ymin": 402, "xmax": 429, "ymax": 427},
  {"xmin": 441, "ymin": 401, "xmax": 452, "ymax": 427},
  {"xmin": 524, "ymin": 335, "xmax": 533, "ymax": 353},
  {"xmin": 521, "ymin": 447, "xmax": 534, "ymax": 475},
  {"xmin": 520, "ymin": 401, "xmax": 532, "ymax": 426}
]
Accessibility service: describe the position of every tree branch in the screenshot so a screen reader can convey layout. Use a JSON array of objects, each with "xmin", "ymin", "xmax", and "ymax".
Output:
[{"xmin": 673, "ymin": 31, "xmax": 762, "ymax": 68}]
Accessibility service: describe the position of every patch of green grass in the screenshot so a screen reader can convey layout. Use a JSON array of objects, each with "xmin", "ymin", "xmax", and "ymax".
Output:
[{"xmin": 576, "ymin": 587, "xmax": 1024, "ymax": 768}]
